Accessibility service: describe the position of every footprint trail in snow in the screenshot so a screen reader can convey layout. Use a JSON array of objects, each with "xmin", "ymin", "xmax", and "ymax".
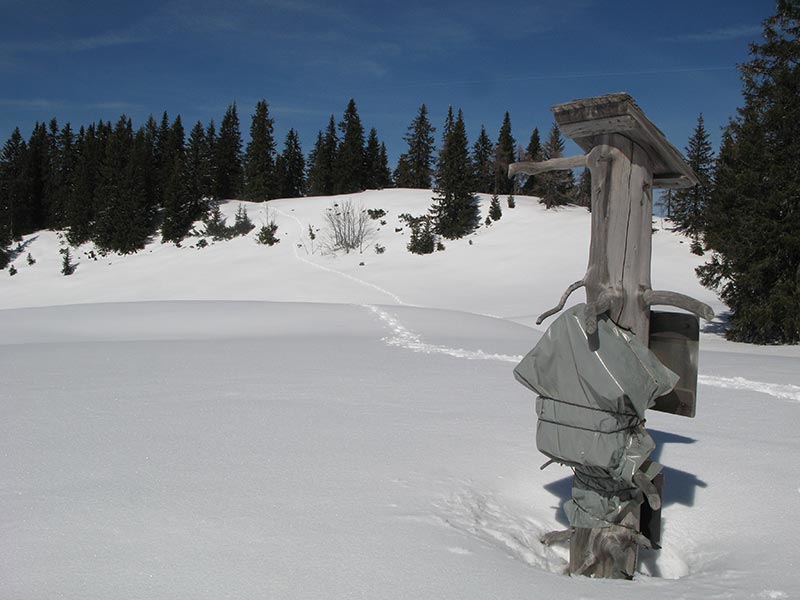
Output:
[{"xmin": 276, "ymin": 208, "xmax": 799, "ymax": 404}]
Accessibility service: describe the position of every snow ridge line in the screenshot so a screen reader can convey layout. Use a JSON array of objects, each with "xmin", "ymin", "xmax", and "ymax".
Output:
[
  {"xmin": 698, "ymin": 375, "xmax": 800, "ymax": 402},
  {"xmin": 274, "ymin": 207, "xmax": 405, "ymax": 305},
  {"xmin": 364, "ymin": 305, "xmax": 524, "ymax": 363}
]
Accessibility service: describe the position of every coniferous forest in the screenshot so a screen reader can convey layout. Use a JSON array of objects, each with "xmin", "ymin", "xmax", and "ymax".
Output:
[{"xmin": 0, "ymin": 1, "xmax": 798, "ymax": 343}]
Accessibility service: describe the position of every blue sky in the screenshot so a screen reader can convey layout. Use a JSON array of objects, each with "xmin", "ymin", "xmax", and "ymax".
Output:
[{"xmin": 0, "ymin": 0, "xmax": 774, "ymax": 167}]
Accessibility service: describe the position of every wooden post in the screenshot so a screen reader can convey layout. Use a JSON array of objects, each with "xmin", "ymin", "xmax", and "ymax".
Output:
[{"xmin": 510, "ymin": 93, "xmax": 713, "ymax": 579}]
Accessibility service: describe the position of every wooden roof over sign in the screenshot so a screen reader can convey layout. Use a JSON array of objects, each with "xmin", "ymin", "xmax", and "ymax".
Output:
[{"xmin": 551, "ymin": 93, "xmax": 699, "ymax": 189}]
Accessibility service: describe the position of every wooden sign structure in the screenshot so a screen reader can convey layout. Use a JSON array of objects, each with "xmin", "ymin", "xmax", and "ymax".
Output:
[{"xmin": 509, "ymin": 93, "xmax": 713, "ymax": 578}]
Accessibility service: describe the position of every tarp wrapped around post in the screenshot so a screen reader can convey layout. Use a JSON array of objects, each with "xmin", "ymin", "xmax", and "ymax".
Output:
[{"xmin": 514, "ymin": 304, "xmax": 678, "ymax": 530}]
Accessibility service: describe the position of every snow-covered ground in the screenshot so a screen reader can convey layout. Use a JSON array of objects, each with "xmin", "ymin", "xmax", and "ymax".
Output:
[{"xmin": 1, "ymin": 190, "xmax": 798, "ymax": 599}]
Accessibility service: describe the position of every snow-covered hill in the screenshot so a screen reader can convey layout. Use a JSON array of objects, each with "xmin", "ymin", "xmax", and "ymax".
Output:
[{"xmin": 1, "ymin": 190, "xmax": 798, "ymax": 599}]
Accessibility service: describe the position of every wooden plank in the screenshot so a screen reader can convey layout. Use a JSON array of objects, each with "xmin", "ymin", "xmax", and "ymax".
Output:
[
  {"xmin": 649, "ymin": 311, "xmax": 700, "ymax": 418},
  {"xmin": 552, "ymin": 93, "xmax": 699, "ymax": 190},
  {"xmin": 558, "ymin": 115, "xmax": 637, "ymax": 139},
  {"xmin": 508, "ymin": 154, "xmax": 587, "ymax": 177}
]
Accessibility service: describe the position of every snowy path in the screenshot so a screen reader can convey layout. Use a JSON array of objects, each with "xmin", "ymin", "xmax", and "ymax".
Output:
[{"xmin": 275, "ymin": 206, "xmax": 405, "ymax": 305}]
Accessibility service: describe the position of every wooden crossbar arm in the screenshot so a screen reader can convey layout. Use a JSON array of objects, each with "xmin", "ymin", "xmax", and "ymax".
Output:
[{"xmin": 508, "ymin": 154, "xmax": 587, "ymax": 177}]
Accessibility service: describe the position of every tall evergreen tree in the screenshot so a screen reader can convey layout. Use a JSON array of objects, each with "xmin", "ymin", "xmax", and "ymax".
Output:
[
  {"xmin": 185, "ymin": 121, "xmax": 209, "ymax": 211},
  {"xmin": 431, "ymin": 108, "xmax": 478, "ymax": 239},
  {"xmin": 672, "ymin": 113, "xmax": 714, "ymax": 251},
  {"xmin": 243, "ymin": 99, "xmax": 277, "ymax": 200},
  {"xmin": 522, "ymin": 127, "xmax": 543, "ymax": 195},
  {"xmin": 215, "ymin": 103, "xmax": 243, "ymax": 199},
  {"xmin": 0, "ymin": 128, "xmax": 27, "ymax": 265},
  {"xmin": 48, "ymin": 122, "xmax": 76, "ymax": 229},
  {"xmin": 394, "ymin": 104, "xmax": 436, "ymax": 189},
  {"xmin": 203, "ymin": 120, "xmax": 217, "ymax": 199},
  {"xmin": 494, "ymin": 112, "xmax": 515, "ymax": 195},
  {"xmin": 23, "ymin": 122, "xmax": 51, "ymax": 232},
  {"xmin": 94, "ymin": 117, "xmax": 153, "ymax": 253},
  {"xmin": 698, "ymin": 1, "xmax": 800, "ymax": 343},
  {"xmin": 307, "ymin": 116, "xmax": 338, "ymax": 196},
  {"xmin": 364, "ymin": 128, "xmax": 391, "ymax": 189},
  {"xmin": 276, "ymin": 128, "xmax": 306, "ymax": 198},
  {"xmin": 539, "ymin": 123, "xmax": 574, "ymax": 208},
  {"xmin": 335, "ymin": 98, "xmax": 366, "ymax": 194},
  {"xmin": 65, "ymin": 124, "xmax": 99, "ymax": 245},
  {"xmin": 472, "ymin": 125, "xmax": 494, "ymax": 194},
  {"xmin": 575, "ymin": 168, "xmax": 592, "ymax": 210}
]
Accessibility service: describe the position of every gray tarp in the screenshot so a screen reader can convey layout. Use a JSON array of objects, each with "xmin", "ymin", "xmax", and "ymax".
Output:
[{"xmin": 514, "ymin": 304, "xmax": 679, "ymax": 527}]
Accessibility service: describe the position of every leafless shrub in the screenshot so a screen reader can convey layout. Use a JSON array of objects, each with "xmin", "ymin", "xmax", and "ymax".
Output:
[{"xmin": 323, "ymin": 200, "xmax": 375, "ymax": 254}]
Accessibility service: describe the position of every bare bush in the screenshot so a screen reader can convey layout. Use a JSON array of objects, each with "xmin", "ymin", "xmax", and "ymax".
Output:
[{"xmin": 323, "ymin": 200, "xmax": 375, "ymax": 254}]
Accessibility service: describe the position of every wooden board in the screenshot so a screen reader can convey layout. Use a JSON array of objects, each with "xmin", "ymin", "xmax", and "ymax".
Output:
[
  {"xmin": 552, "ymin": 93, "xmax": 699, "ymax": 190},
  {"xmin": 648, "ymin": 311, "xmax": 699, "ymax": 418}
]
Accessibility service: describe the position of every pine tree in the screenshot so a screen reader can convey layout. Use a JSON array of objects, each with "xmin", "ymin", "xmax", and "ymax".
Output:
[
  {"xmin": 307, "ymin": 116, "xmax": 338, "ymax": 196},
  {"xmin": 185, "ymin": 121, "xmax": 210, "ymax": 213},
  {"xmin": 215, "ymin": 103, "xmax": 243, "ymax": 199},
  {"xmin": 378, "ymin": 142, "xmax": 392, "ymax": 188},
  {"xmin": 364, "ymin": 128, "xmax": 391, "ymax": 189},
  {"xmin": 94, "ymin": 117, "xmax": 152, "ymax": 253},
  {"xmin": 203, "ymin": 120, "xmax": 218, "ymax": 199},
  {"xmin": 472, "ymin": 125, "xmax": 494, "ymax": 194},
  {"xmin": 277, "ymin": 128, "xmax": 306, "ymax": 198},
  {"xmin": 489, "ymin": 193, "xmax": 503, "ymax": 221},
  {"xmin": 161, "ymin": 151, "xmax": 191, "ymax": 243},
  {"xmin": 672, "ymin": 114, "xmax": 714, "ymax": 252},
  {"xmin": 49, "ymin": 122, "xmax": 76, "ymax": 229},
  {"xmin": 244, "ymin": 99, "xmax": 277, "ymax": 200},
  {"xmin": 575, "ymin": 168, "xmax": 592, "ymax": 210},
  {"xmin": 494, "ymin": 112, "xmax": 515, "ymax": 195},
  {"xmin": 394, "ymin": 104, "xmax": 436, "ymax": 189},
  {"xmin": 0, "ymin": 128, "xmax": 28, "ymax": 256},
  {"xmin": 335, "ymin": 98, "xmax": 366, "ymax": 194},
  {"xmin": 539, "ymin": 123, "xmax": 574, "ymax": 208},
  {"xmin": 521, "ymin": 128, "xmax": 543, "ymax": 195},
  {"xmin": 697, "ymin": 1, "xmax": 800, "ymax": 343},
  {"xmin": 61, "ymin": 247, "xmax": 75, "ymax": 275},
  {"xmin": 65, "ymin": 124, "xmax": 99, "ymax": 246},
  {"xmin": 431, "ymin": 108, "xmax": 478, "ymax": 239},
  {"xmin": 24, "ymin": 122, "xmax": 51, "ymax": 232}
]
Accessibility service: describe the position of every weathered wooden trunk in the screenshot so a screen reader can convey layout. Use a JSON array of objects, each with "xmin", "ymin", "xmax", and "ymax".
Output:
[{"xmin": 510, "ymin": 93, "xmax": 713, "ymax": 580}]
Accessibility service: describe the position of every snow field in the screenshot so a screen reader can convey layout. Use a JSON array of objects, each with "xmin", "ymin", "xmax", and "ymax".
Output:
[{"xmin": 1, "ymin": 189, "xmax": 798, "ymax": 598}]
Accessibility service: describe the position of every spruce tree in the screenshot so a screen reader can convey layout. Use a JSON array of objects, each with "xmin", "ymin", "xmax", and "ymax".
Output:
[
  {"xmin": 575, "ymin": 168, "xmax": 592, "ymax": 210},
  {"xmin": 335, "ymin": 99, "xmax": 366, "ymax": 194},
  {"xmin": 276, "ymin": 128, "xmax": 305, "ymax": 198},
  {"xmin": 394, "ymin": 104, "xmax": 436, "ymax": 189},
  {"xmin": 0, "ymin": 128, "xmax": 28, "ymax": 255},
  {"xmin": 672, "ymin": 114, "xmax": 714, "ymax": 252},
  {"xmin": 94, "ymin": 117, "xmax": 152, "ymax": 253},
  {"xmin": 472, "ymin": 125, "xmax": 494, "ymax": 194},
  {"xmin": 185, "ymin": 121, "xmax": 210, "ymax": 214},
  {"xmin": 364, "ymin": 128, "xmax": 391, "ymax": 189},
  {"xmin": 698, "ymin": 1, "xmax": 800, "ymax": 343},
  {"xmin": 521, "ymin": 127, "xmax": 543, "ymax": 195},
  {"xmin": 244, "ymin": 99, "xmax": 277, "ymax": 200},
  {"xmin": 161, "ymin": 148, "xmax": 191, "ymax": 243},
  {"xmin": 307, "ymin": 116, "xmax": 338, "ymax": 196},
  {"xmin": 539, "ymin": 123, "xmax": 574, "ymax": 208},
  {"xmin": 204, "ymin": 120, "xmax": 218, "ymax": 199},
  {"xmin": 494, "ymin": 112, "xmax": 515, "ymax": 195},
  {"xmin": 24, "ymin": 122, "xmax": 50, "ymax": 232},
  {"xmin": 215, "ymin": 103, "xmax": 243, "ymax": 199},
  {"xmin": 49, "ymin": 122, "xmax": 76, "ymax": 229},
  {"xmin": 65, "ymin": 124, "xmax": 99, "ymax": 246},
  {"xmin": 489, "ymin": 193, "xmax": 503, "ymax": 221},
  {"xmin": 431, "ymin": 108, "xmax": 478, "ymax": 239}
]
